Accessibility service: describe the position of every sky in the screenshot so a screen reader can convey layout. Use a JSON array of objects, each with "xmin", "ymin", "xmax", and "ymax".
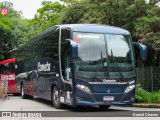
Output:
[
  {"xmin": 0, "ymin": 0, "xmax": 60, "ymax": 19},
  {"xmin": 0, "ymin": 0, "xmax": 159, "ymax": 19}
]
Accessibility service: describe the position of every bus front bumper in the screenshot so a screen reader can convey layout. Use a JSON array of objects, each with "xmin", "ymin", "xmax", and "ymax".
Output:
[
  {"xmin": 75, "ymin": 100, "xmax": 134, "ymax": 106},
  {"xmin": 73, "ymin": 88, "xmax": 135, "ymax": 106}
]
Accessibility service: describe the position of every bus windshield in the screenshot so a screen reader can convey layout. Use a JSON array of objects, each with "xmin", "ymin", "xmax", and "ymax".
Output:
[{"xmin": 73, "ymin": 32, "xmax": 135, "ymax": 81}]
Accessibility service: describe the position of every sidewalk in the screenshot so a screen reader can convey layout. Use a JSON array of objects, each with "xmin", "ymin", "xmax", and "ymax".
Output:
[
  {"xmin": 121, "ymin": 103, "xmax": 160, "ymax": 108},
  {"xmin": 132, "ymin": 103, "xmax": 160, "ymax": 108}
]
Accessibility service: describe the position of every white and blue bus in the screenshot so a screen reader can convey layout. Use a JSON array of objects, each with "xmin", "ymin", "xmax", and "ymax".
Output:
[{"xmin": 14, "ymin": 24, "xmax": 147, "ymax": 109}]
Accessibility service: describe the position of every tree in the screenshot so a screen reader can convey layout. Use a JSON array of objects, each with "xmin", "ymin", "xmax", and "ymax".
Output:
[
  {"xmin": 61, "ymin": 0, "xmax": 160, "ymax": 66},
  {"xmin": 25, "ymin": 0, "xmax": 160, "ymax": 66},
  {"xmin": 133, "ymin": 1, "xmax": 160, "ymax": 65},
  {"xmin": 26, "ymin": 1, "xmax": 65, "ymax": 39},
  {"xmin": 0, "ymin": 5, "xmax": 29, "ymax": 61}
]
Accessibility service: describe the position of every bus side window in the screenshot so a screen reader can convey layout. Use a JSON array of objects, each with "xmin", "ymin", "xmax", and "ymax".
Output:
[
  {"xmin": 27, "ymin": 72, "xmax": 32, "ymax": 81},
  {"xmin": 61, "ymin": 29, "xmax": 72, "ymax": 81},
  {"xmin": 65, "ymin": 51, "xmax": 72, "ymax": 81},
  {"xmin": 32, "ymin": 29, "xmax": 59, "ymax": 61}
]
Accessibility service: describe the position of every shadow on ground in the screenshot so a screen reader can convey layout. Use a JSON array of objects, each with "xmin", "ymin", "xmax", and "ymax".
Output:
[
  {"xmin": 6, "ymin": 95, "xmax": 130, "ymax": 117},
  {"xmin": 24, "ymin": 96, "xmax": 128, "ymax": 112}
]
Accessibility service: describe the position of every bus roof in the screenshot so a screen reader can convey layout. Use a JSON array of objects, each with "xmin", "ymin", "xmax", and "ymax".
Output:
[
  {"xmin": 28, "ymin": 24, "xmax": 130, "ymax": 43},
  {"xmin": 57, "ymin": 24, "xmax": 130, "ymax": 35}
]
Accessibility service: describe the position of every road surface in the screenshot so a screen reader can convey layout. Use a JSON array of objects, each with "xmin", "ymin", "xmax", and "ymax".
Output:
[{"xmin": 0, "ymin": 95, "xmax": 159, "ymax": 120}]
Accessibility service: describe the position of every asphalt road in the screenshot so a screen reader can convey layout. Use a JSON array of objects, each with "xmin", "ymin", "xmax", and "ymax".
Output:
[{"xmin": 0, "ymin": 95, "xmax": 160, "ymax": 120}]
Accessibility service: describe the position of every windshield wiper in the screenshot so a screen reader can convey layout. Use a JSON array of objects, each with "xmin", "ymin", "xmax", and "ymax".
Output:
[
  {"xmin": 92, "ymin": 51, "xmax": 104, "ymax": 82},
  {"xmin": 75, "ymin": 74, "xmax": 102, "ymax": 82},
  {"xmin": 111, "ymin": 49, "xmax": 124, "ymax": 79},
  {"xmin": 91, "ymin": 76, "xmax": 102, "ymax": 82}
]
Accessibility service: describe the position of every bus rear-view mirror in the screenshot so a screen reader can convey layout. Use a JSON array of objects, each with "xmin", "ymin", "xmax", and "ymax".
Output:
[
  {"xmin": 132, "ymin": 42, "xmax": 147, "ymax": 61},
  {"xmin": 65, "ymin": 39, "xmax": 78, "ymax": 59}
]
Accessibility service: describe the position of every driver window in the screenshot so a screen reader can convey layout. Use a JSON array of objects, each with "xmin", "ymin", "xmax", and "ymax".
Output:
[
  {"xmin": 64, "ymin": 50, "xmax": 72, "ymax": 81},
  {"xmin": 61, "ymin": 29, "xmax": 72, "ymax": 82}
]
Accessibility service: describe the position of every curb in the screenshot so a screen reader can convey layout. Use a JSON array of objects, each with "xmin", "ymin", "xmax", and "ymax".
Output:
[{"xmin": 128, "ymin": 103, "xmax": 160, "ymax": 108}]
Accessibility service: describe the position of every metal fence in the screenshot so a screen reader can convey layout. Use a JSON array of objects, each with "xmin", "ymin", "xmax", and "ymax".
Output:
[
  {"xmin": 136, "ymin": 66, "xmax": 160, "ymax": 92},
  {"xmin": 0, "ymin": 74, "xmax": 9, "ymax": 99}
]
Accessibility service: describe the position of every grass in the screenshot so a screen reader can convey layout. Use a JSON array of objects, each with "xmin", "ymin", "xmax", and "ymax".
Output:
[{"xmin": 135, "ymin": 84, "xmax": 160, "ymax": 103}]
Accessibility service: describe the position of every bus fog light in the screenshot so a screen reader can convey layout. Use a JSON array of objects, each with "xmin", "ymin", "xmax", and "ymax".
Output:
[
  {"xmin": 131, "ymin": 97, "xmax": 134, "ymax": 101},
  {"xmin": 76, "ymin": 84, "xmax": 91, "ymax": 93},
  {"xmin": 76, "ymin": 97, "xmax": 82, "ymax": 102},
  {"xmin": 124, "ymin": 85, "xmax": 135, "ymax": 93}
]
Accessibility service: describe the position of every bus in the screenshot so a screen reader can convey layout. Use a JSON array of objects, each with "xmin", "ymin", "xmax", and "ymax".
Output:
[
  {"xmin": 14, "ymin": 24, "xmax": 147, "ymax": 109},
  {"xmin": 0, "ymin": 58, "xmax": 20, "ymax": 95}
]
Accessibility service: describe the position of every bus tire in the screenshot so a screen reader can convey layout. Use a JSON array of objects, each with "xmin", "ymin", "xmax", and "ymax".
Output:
[
  {"xmin": 99, "ymin": 105, "xmax": 111, "ymax": 110},
  {"xmin": 21, "ymin": 84, "xmax": 27, "ymax": 99},
  {"xmin": 13, "ymin": 93, "xmax": 21, "ymax": 96},
  {"xmin": 52, "ymin": 86, "xmax": 63, "ymax": 109}
]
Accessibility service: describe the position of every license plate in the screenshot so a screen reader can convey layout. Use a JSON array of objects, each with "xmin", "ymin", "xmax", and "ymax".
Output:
[{"xmin": 103, "ymin": 96, "xmax": 115, "ymax": 102}]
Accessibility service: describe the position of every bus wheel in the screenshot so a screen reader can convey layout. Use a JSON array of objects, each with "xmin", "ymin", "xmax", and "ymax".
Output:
[
  {"xmin": 52, "ymin": 86, "xmax": 63, "ymax": 109},
  {"xmin": 13, "ymin": 93, "xmax": 20, "ymax": 96},
  {"xmin": 21, "ymin": 84, "xmax": 27, "ymax": 99},
  {"xmin": 99, "ymin": 105, "xmax": 111, "ymax": 110}
]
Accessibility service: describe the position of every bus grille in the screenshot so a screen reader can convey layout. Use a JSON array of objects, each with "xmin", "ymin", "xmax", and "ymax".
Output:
[{"xmin": 91, "ymin": 84, "xmax": 126, "ymax": 93}]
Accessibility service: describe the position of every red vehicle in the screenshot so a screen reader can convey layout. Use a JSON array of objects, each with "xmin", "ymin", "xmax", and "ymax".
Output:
[{"xmin": 0, "ymin": 58, "xmax": 20, "ymax": 95}]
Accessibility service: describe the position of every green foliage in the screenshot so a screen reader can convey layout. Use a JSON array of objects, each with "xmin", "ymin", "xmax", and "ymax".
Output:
[
  {"xmin": 0, "ymin": 16, "xmax": 12, "ymax": 31},
  {"xmin": 135, "ymin": 84, "xmax": 152, "ymax": 103},
  {"xmin": 0, "ymin": 5, "xmax": 29, "ymax": 61},
  {"xmin": 62, "ymin": 0, "xmax": 150, "ymax": 35},
  {"xmin": 136, "ymin": 84, "xmax": 160, "ymax": 103},
  {"xmin": 60, "ymin": 0, "xmax": 160, "ymax": 66},
  {"xmin": 0, "ymin": 27, "xmax": 13, "ymax": 60},
  {"xmin": 26, "ymin": 1, "xmax": 65, "ymax": 39},
  {"xmin": 151, "ymin": 91, "xmax": 160, "ymax": 103},
  {"xmin": 1, "ymin": 0, "xmax": 160, "ymax": 65},
  {"xmin": 28, "ymin": 0, "xmax": 160, "ymax": 52}
]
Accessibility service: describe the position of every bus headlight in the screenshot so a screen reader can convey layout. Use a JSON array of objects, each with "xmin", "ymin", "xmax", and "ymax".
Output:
[
  {"xmin": 76, "ymin": 84, "xmax": 91, "ymax": 93},
  {"xmin": 124, "ymin": 84, "xmax": 135, "ymax": 93}
]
